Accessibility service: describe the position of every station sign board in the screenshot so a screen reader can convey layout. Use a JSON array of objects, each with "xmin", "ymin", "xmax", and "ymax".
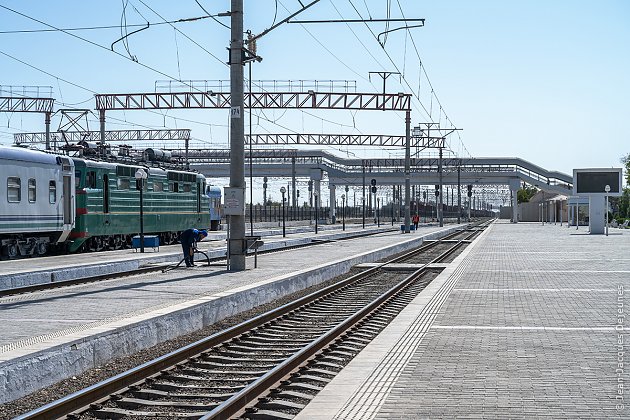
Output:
[
  {"xmin": 223, "ymin": 187, "xmax": 245, "ymax": 216},
  {"xmin": 573, "ymin": 168, "xmax": 622, "ymax": 196}
]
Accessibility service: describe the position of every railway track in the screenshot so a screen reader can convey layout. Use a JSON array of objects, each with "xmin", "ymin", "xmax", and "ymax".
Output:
[
  {"xmin": 0, "ymin": 227, "xmax": 393, "ymax": 298},
  {"xmin": 15, "ymin": 220, "xmax": 491, "ymax": 419}
]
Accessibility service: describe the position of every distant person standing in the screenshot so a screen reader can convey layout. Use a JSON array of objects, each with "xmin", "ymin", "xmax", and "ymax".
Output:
[
  {"xmin": 412, "ymin": 214, "xmax": 420, "ymax": 230},
  {"xmin": 180, "ymin": 228, "xmax": 207, "ymax": 267}
]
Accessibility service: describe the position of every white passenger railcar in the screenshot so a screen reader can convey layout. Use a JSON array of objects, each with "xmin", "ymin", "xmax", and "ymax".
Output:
[{"xmin": 0, "ymin": 146, "xmax": 75, "ymax": 257}]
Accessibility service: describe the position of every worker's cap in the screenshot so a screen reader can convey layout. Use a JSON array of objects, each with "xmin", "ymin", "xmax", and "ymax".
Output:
[{"xmin": 198, "ymin": 230, "xmax": 208, "ymax": 238}]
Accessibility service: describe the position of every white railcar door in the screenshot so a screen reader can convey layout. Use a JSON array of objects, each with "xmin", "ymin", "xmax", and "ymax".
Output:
[{"xmin": 57, "ymin": 157, "xmax": 75, "ymax": 242}]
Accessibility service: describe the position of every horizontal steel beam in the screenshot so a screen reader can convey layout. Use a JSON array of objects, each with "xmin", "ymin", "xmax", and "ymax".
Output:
[
  {"xmin": 245, "ymin": 133, "xmax": 444, "ymax": 148},
  {"xmin": 95, "ymin": 91, "xmax": 411, "ymax": 111},
  {"xmin": 0, "ymin": 97, "xmax": 54, "ymax": 113},
  {"xmin": 14, "ymin": 129, "xmax": 191, "ymax": 144}
]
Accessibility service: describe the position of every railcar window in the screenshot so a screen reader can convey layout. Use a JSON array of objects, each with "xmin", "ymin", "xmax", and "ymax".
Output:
[
  {"xmin": 49, "ymin": 180, "xmax": 56, "ymax": 204},
  {"xmin": 184, "ymin": 184, "xmax": 191, "ymax": 193},
  {"xmin": 28, "ymin": 179, "xmax": 36, "ymax": 203},
  {"xmin": 8, "ymin": 177, "xmax": 21, "ymax": 202},
  {"xmin": 153, "ymin": 181, "xmax": 163, "ymax": 192},
  {"xmin": 173, "ymin": 182, "xmax": 179, "ymax": 193},
  {"xmin": 117, "ymin": 178, "xmax": 130, "ymax": 190},
  {"xmin": 61, "ymin": 158, "xmax": 71, "ymax": 172},
  {"xmin": 87, "ymin": 171, "xmax": 97, "ymax": 188},
  {"xmin": 75, "ymin": 170, "xmax": 82, "ymax": 188}
]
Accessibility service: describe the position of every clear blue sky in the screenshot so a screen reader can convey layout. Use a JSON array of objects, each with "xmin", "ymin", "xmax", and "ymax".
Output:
[{"xmin": 1, "ymin": 0, "xmax": 628, "ymax": 187}]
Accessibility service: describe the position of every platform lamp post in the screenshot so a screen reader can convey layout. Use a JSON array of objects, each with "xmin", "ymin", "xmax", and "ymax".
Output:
[
  {"xmin": 280, "ymin": 186, "xmax": 286, "ymax": 238},
  {"xmin": 341, "ymin": 194, "xmax": 346, "ymax": 231},
  {"xmin": 344, "ymin": 185, "xmax": 349, "ymax": 222},
  {"xmin": 605, "ymin": 184, "xmax": 610, "ymax": 236},
  {"xmin": 392, "ymin": 195, "xmax": 395, "ymax": 226},
  {"xmin": 314, "ymin": 192, "xmax": 319, "ymax": 234},
  {"xmin": 135, "ymin": 169, "xmax": 147, "ymax": 253}
]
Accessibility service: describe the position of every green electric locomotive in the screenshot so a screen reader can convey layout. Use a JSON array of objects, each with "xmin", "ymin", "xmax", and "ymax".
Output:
[{"xmin": 70, "ymin": 158, "xmax": 210, "ymax": 252}]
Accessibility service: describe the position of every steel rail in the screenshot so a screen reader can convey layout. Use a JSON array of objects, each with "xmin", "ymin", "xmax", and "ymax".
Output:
[
  {"xmin": 202, "ymin": 261, "xmax": 432, "ymax": 419},
  {"xmin": 0, "ymin": 227, "xmax": 392, "ymax": 298}
]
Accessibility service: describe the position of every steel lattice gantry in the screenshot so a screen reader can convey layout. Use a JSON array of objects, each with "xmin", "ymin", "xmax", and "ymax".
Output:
[
  {"xmin": 1, "ymin": 96, "xmax": 55, "ymax": 149},
  {"xmin": 13, "ymin": 129, "xmax": 191, "ymax": 144},
  {"xmin": 94, "ymin": 91, "xmax": 411, "ymax": 111},
  {"xmin": 245, "ymin": 133, "xmax": 444, "ymax": 148},
  {"xmin": 0, "ymin": 97, "xmax": 54, "ymax": 113}
]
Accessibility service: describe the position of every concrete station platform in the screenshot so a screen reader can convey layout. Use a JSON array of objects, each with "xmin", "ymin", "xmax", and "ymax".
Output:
[
  {"xmin": 297, "ymin": 221, "xmax": 630, "ymax": 419},
  {"xmin": 0, "ymin": 223, "xmax": 461, "ymax": 403}
]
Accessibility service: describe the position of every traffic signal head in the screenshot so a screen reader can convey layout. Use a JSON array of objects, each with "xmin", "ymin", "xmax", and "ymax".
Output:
[
  {"xmin": 371, "ymin": 186, "xmax": 377, "ymax": 194},
  {"xmin": 371, "ymin": 178, "xmax": 377, "ymax": 186},
  {"xmin": 435, "ymin": 185, "xmax": 440, "ymax": 197}
]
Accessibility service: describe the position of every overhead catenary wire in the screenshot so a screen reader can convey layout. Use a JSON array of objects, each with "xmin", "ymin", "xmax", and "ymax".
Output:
[
  {"xmin": 1, "ymin": 2, "xmax": 383, "ymax": 142},
  {"xmin": 394, "ymin": 0, "xmax": 471, "ymax": 158},
  {"xmin": 346, "ymin": 0, "xmax": 468, "ymax": 158},
  {"xmin": 0, "ymin": 4, "xmax": 314, "ymax": 140},
  {"xmin": 0, "ymin": 15, "xmax": 223, "ymax": 34},
  {"xmin": 137, "ymin": 0, "xmax": 360, "ymax": 134},
  {"xmin": 1, "ymin": 2, "xmax": 436, "ymax": 156},
  {"xmin": 0, "ymin": 3, "xmax": 222, "ymax": 90},
  {"xmin": 346, "ymin": 0, "xmax": 432, "ymax": 121},
  {"xmin": 0, "ymin": 48, "xmax": 235, "ymax": 148}
]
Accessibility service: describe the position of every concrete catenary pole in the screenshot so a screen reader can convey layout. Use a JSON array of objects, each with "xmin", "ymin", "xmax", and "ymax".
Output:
[
  {"xmin": 457, "ymin": 160, "xmax": 461, "ymax": 224},
  {"xmin": 438, "ymin": 145, "xmax": 443, "ymax": 227},
  {"xmin": 229, "ymin": 0, "xmax": 246, "ymax": 270},
  {"xmin": 404, "ymin": 110, "xmax": 411, "ymax": 233},
  {"xmin": 292, "ymin": 157, "xmax": 297, "ymax": 210}
]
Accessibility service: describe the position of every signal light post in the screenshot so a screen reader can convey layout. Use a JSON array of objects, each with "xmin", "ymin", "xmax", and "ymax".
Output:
[
  {"xmin": 341, "ymin": 194, "xmax": 346, "ymax": 231},
  {"xmin": 280, "ymin": 186, "xmax": 286, "ymax": 238},
  {"xmin": 371, "ymin": 179, "xmax": 377, "ymax": 225},
  {"xmin": 435, "ymin": 185, "xmax": 440, "ymax": 225}
]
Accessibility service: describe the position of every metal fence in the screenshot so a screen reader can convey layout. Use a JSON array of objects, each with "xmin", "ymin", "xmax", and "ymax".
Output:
[{"xmin": 243, "ymin": 204, "xmax": 493, "ymax": 224}]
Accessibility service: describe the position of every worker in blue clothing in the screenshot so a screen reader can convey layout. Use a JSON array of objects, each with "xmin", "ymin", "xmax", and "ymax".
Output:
[{"xmin": 180, "ymin": 228, "xmax": 208, "ymax": 267}]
